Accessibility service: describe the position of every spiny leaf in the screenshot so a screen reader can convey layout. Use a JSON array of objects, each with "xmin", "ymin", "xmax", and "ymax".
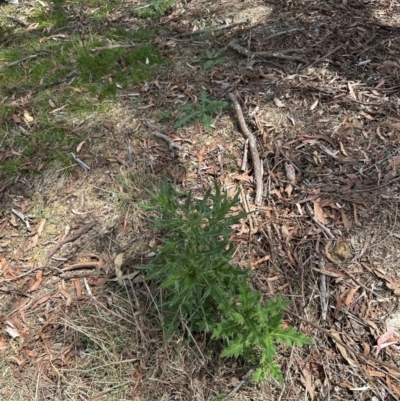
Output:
[
  {"xmin": 221, "ymin": 341, "xmax": 244, "ymax": 358},
  {"xmin": 137, "ymin": 180, "xmax": 310, "ymax": 382}
]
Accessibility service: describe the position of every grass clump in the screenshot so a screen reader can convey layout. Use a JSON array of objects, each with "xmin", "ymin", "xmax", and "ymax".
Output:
[
  {"xmin": 77, "ymin": 44, "xmax": 162, "ymax": 95},
  {"xmin": 0, "ymin": 0, "xmax": 163, "ymax": 178},
  {"xmin": 138, "ymin": 179, "xmax": 311, "ymax": 382}
]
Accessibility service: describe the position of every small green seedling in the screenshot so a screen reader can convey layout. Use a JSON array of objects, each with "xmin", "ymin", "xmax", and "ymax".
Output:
[
  {"xmin": 174, "ymin": 90, "xmax": 230, "ymax": 130},
  {"xmin": 203, "ymin": 48, "xmax": 226, "ymax": 70}
]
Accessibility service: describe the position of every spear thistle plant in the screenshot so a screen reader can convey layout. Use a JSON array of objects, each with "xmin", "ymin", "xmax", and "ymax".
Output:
[{"xmin": 138, "ymin": 179, "xmax": 311, "ymax": 381}]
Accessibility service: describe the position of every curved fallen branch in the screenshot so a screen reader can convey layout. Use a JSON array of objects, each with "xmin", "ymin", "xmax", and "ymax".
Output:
[
  {"xmin": 46, "ymin": 221, "xmax": 96, "ymax": 260},
  {"xmin": 143, "ymin": 119, "xmax": 184, "ymax": 152},
  {"xmin": 177, "ymin": 19, "xmax": 249, "ymax": 37},
  {"xmin": 229, "ymin": 92, "xmax": 263, "ymax": 205},
  {"xmin": 228, "ymin": 41, "xmax": 307, "ymax": 64}
]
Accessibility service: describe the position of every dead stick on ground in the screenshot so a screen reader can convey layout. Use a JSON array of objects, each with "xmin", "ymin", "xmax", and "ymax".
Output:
[
  {"xmin": 6, "ymin": 54, "xmax": 38, "ymax": 67},
  {"xmin": 61, "ymin": 262, "xmax": 102, "ymax": 272},
  {"xmin": 229, "ymin": 92, "xmax": 263, "ymax": 205},
  {"xmin": 263, "ymin": 28, "xmax": 305, "ymax": 42},
  {"xmin": 143, "ymin": 119, "xmax": 184, "ymax": 151},
  {"xmin": 241, "ymin": 139, "xmax": 249, "ymax": 171},
  {"xmin": 177, "ymin": 19, "xmax": 248, "ymax": 37},
  {"xmin": 222, "ymin": 368, "xmax": 255, "ymax": 401},
  {"xmin": 7, "ymin": 15, "xmax": 28, "ymax": 27},
  {"xmin": 46, "ymin": 221, "xmax": 96, "ymax": 260},
  {"xmin": 287, "ymin": 310, "xmax": 400, "ymax": 376},
  {"xmin": 152, "ymin": 131, "xmax": 184, "ymax": 151},
  {"xmin": 305, "ymin": 203, "xmax": 334, "ymax": 239},
  {"xmin": 91, "ymin": 44, "xmax": 135, "ymax": 52},
  {"xmin": 228, "ymin": 42, "xmax": 307, "ymax": 64},
  {"xmin": 307, "ymin": 43, "xmax": 346, "ymax": 69}
]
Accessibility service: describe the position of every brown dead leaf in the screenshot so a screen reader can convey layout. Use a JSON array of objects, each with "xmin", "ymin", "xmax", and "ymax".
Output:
[
  {"xmin": 39, "ymin": 33, "xmax": 69, "ymax": 43},
  {"xmin": 36, "ymin": 218, "xmax": 46, "ymax": 236},
  {"xmin": 0, "ymin": 336, "xmax": 9, "ymax": 352},
  {"xmin": 331, "ymin": 331, "xmax": 356, "ymax": 366},
  {"xmin": 340, "ymin": 209, "xmax": 353, "ymax": 230},
  {"xmin": 285, "ymin": 184, "xmax": 293, "ymax": 197},
  {"xmin": 273, "ymin": 97, "xmax": 286, "ymax": 108},
  {"xmin": 76, "ymin": 141, "xmax": 86, "ymax": 153},
  {"xmin": 386, "ymin": 157, "xmax": 400, "ymax": 171},
  {"xmin": 386, "ymin": 276, "xmax": 400, "ymax": 296},
  {"xmin": 313, "ymin": 201, "xmax": 329, "ymax": 224},
  {"xmin": 23, "ymin": 110, "xmax": 34, "ymax": 123},
  {"xmin": 348, "ymin": 83, "xmax": 357, "ymax": 100},
  {"xmin": 89, "ymin": 277, "xmax": 109, "ymax": 286},
  {"xmin": 102, "ymin": 120, "xmax": 115, "ymax": 133},
  {"xmin": 0, "ymin": 256, "xmax": 11, "ymax": 274},
  {"xmin": 27, "ymin": 270, "xmax": 43, "ymax": 292},
  {"xmin": 301, "ymin": 368, "xmax": 315, "ymax": 400},
  {"xmin": 31, "ymin": 295, "xmax": 51, "ymax": 309},
  {"xmin": 362, "ymin": 342, "xmax": 370, "ymax": 355},
  {"xmin": 198, "ymin": 146, "xmax": 206, "ymax": 164},
  {"xmin": 26, "ymin": 350, "xmax": 38, "ymax": 358},
  {"xmin": 73, "ymin": 279, "xmax": 83, "ymax": 298},
  {"xmin": 351, "ymin": 118, "xmax": 363, "ymax": 129},
  {"xmin": 114, "ymin": 253, "xmax": 124, "ymax": 285},
  {"xmin": 204, "ymin": 166, "xmax": 220, "ymax": 175},
  {"xmin": 284, "ymin": 163, "xmax": 295, "ymax": 184},
  {"xmin": 60, "ymin": 288, "xmax": 73, "ymax": 307},
  {"xmin": 25, "ymin": 234, "xmax": 39, "ymax": 252},
  {"xmin": 7, "ymin": 356, "xmax": 25, "ymax": 366},
  {"xmin": 344, "ymin": 286, "xmax": 360, "ymax": 306},
  {"xmin": 10, "ymin": 114, "xmax": 22, "ymax": 123},
  {"xmin": 234, "ymin": 173, "xmax": 253, "ymax": 182},
  {"xmin": 339, "ymin": 141, "xmax": 348, "ymax": 156},
  {"xmin": 5, "ymin": 321, "xmax": 19, "ymax": 339},
  {"xmin": 250, "ymin": 254, "xmax": 271, "ymax": 268}
]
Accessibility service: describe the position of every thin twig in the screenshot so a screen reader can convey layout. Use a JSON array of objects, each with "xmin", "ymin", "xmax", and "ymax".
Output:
[
  {"xmin": 229, "ymin": 42, "xmax": 307, "ymax": 63},
  {"xmin": 91, "ymin": 44, "xmax": 135, "ymax": 52},
  {"xmin": 143, "ymin": 119, "xmax": 184, "ymax": 151},
  {"xmin": 263, "ymin": 28, "xmax": 305, "ymax": 42},
  {"xmin": 61, "ymin": 261, "xmax": 102, "ymax": 272},
  {"xmin": 287, "ymin": 310, "xmax": 400, "ymax": 376},
  {"xmin": 318, "ymin": 258, "xmax": 329, "ymax": 322},
  {"xmin": 240, "ymin": 185, "xmax": 254, "ymax": 233},
  {"xmin": 305, "ymin": 203, "xmax": 335, "ymax": 239},
  {"xmin": 7, "ymin": 15, "xmax": 28, "ymax": 27},
  {"xmin": 46, "ymin": 221, "xmax": 96, "ymax": 260},
  {"xmin": 177, "ymin": 19, "xmax": 248, "ymax": 37},
  {"xmin": 2, "ymin": 266, "xmax": 43, "ymax": 281},
  {"xmin": 152, "ymin": 131, "xmax": 184, "ymax": 151},
  {"xmin": 229, "ymin": 92, "xmax": 263, "ymax": 205},
  {"xmin": 222, "ymin": 368, "xmax": 255, "ymax": 400},
  {"xmin": 307, "ymin": 43, "xmax": 346, "ymax": 69},
  {"xmin": 6, "ymin": 54, "xmax": 38, "ymax": 67},
  {"xmin": 241, "ymin": 139, "xmax": 249, "ymax": 171}
]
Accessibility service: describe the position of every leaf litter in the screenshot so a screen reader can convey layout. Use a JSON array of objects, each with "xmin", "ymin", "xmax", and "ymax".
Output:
[{"xmin": 2, "ymin": 0, "xmax": 400, "ymax": 399}]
